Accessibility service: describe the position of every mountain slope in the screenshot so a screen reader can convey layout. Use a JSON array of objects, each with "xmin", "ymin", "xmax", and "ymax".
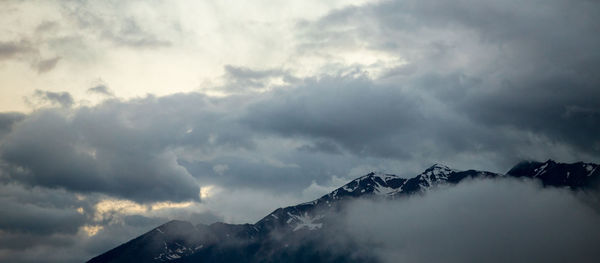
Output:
[{"xmin": 88, "ymin": 160, "xmax": 599, "ymax": 263}]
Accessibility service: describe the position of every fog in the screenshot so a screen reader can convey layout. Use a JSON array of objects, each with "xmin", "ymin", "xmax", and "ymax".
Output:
[{"xmin": 342, "ymin": 178, "xmax": 600, "ymax": 263}]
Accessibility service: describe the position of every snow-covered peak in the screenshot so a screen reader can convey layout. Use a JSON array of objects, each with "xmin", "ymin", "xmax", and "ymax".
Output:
[
  {"xmin": 358, "ymin": 171, "xmax": 398, "ymax": 181},
  {"xmin": 370, "ymin": 171, "xmax": 400, "ymax": 181},
  {"xmin": 90, "ymin": 160, "xmax": 599, "ymax": 263},
  {"xmin": 410, "ymin": 164, "xmax": 460, "ymax": 190},
  {"xmin": 422, "ymin": 164, "xmax": 458, "ymax": 178},
  {"xmin": 334, "ymin": 172, "xmax": 403, "ymax": 196}
]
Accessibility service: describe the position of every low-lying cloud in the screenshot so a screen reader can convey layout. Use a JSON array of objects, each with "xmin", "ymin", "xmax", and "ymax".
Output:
[
  {"xmin": 343, "ymin": 178, "xmax": 600, "ymax": 263},
  {"xmin": 0, "ymin": 0, "xmax": 599, "ymax": 262}
]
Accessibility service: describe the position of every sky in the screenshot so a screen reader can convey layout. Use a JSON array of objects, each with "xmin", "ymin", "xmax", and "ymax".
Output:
[{"xmin": 0, "ymin": 0, "xmax": 599, "ymax": 262}]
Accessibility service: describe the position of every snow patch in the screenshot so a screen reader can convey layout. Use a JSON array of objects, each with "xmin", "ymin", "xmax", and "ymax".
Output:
[
  {"xmin": 585, "ymin": 164, "xmax": 593, "ymax": 172},
  {"xmin": 154, "ymin": 242, "xmax": 194, "ymax": 261},
  {"xmin": 534, "ymin": 163, "xmax": 549, "ymax": 177},
  {"xmin": 373, "ymin": 181, "xmax": 395, "ymax": 195},
  {"xmin": 587, "ymin": 165, "xmax": 596, "ymax": 177},
  {"xmin": 287, "ymin": 212, "xmax": 324, "ymax": 231}
]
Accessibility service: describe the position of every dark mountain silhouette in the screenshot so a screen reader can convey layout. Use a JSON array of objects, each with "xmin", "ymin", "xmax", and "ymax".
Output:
[{"xmin": 88, "ymin": 160, "xmax": 599, "ymax": 263}]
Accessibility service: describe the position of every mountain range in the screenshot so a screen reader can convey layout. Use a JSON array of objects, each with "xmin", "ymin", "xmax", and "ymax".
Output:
[{"xmin": 88, "ymin": 160, "xmax": 599, "ymax": 263}]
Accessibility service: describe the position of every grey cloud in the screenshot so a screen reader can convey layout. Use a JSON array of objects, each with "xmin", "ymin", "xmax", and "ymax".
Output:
[
  {"xmin": 0, "ymin": 217, "xmax": 162, "ymax": 263},
  {"xmin": 0, "ymin": 112, "xmax": 25, "ymax": 139},
  {"xmin": 241, "ymin": 73, "xmax": 541, "ymax": 170},
  {"xmin": 297, "ymin": 140, "xmax": 342, "ymax": 154},
  {"xmin": 244, "ymin": 75, "xmax": 422, "ymax": 159},
  {"xmin": 1, "ymin": 0, "xmax": 599, "ymax": 261},
  {"xmin": 0, "ymin": 93, "xmax": 264, "ymax": 203},
  {"xmin": 35, "ymin": 21, "xmax": 59, "ymax": 33},
  {"xmin": 35, "ymin": 57, "xmax": 61, "ymax": 74},
  {"xmin": 0, "ymin": 40, "xmax": 34, "ymax": 60},
  {"xmin": 180, "ymin": 155, "xmax": 328, "ymax": 193},
  {"xmin": 87, "ymin": 84, "xmax": 113, "ymax": 96},
  {"xmin": 33, "ymin": 90, "xmax": 74, "ymax": 108},
  {"xmin": 342, "ymin": 178, "xmax": 600, "ymax": 263},
  {"xmin": 0, "ymin": 106, "xmax": 200, "ymax": 203},
  {"xmin": 294, "ymin": 0, "xmax": 600, "ymax": 159},
  {"xmin": 187, "ymin": 211, "xmax": 223, "ymax": 225},
  {"xmin": 100, "ymin": 19, "xmax": 171, "ymax": 48},
  {"xmin": 0, "ymin": 183, "xmax": 85, "ymax": 213},
  {"xmin": 0, "ymin": 40, "xmax": 62, "ymax": 73},
  {"xmin": 225, "ymin": 65, "xmax": 282, "ymax": 80},
  {"xmin": 222, "ymin": 65, "xmax": 299, "ymax": 92},
  {"xmin": 0, "ymin": 231, "xmax": 77, "ymax": 252},
  {"xmin": 0, "ymin": 200, "xmax": 85, "ymax": 235},
  {"xmin": 0, "ymin": 232, "xmax": 88, "ymax": 263},
  {"xmin": 0, "ymin": 181, "xmax": 218, "ymax": 263},
  {"xmin": 3, "ymin": 88, "xmax": 372, "ymax": 201},
  {"xmin": 0, "ymin": 183, "xmax": 89, "ymax": 263},
  {"xmin": 63, "ymin": 2, "xmax": 174, "ymax": 48},
  {"xmin": 2, "ymin": 66, "xmax": 593, "ymax": 205}
]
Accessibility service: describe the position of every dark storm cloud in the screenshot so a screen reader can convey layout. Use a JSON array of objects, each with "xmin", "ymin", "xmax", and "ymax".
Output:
[
  {"xmin": 0, "ymin": 98, "xmax": 207, "ymax": 203},
  {"xmin": 244, "ymin": 74, "xmax": 422, "ymax": 158},
  {"xmin": 0, "ymin": 112, "xmax": 25, "ymax": 139},
  {"xmin": 342, "ymin": 178, "xmax": 600, "ymax": 263},
  {"xmin": 1, "ymin": 63, "xmax": 595, "ymax": 205},
  {"xmin": 0, "ymin": 200, "xmax": 85, "ymax": 235},
  {"xmin": 0, "ymin": 183, "xmax": 87, "ymax": 237},
  {"xmin": 242, "ymin": 73, "xmax": 534, "ymax": 170},
  {"xmin": 0, "ymin": 183, "xmax": 91, "ymax": 263},
  {"xmin": 0, "ymin": 212, "xmax": 169, "ymax": 263},
  {"xmin": 0, "ymin": 231, "xmax": 78, "ymax": 252},
  {"xmin": 0, "ymin": 0, "xmax": 599, "ymax": 261},
  {"xmin": 32, "ymin": 90, "xmax": 74, "ymax": 108},
  {"xmin": 3, "ymin": 89, "xmax": 370, "ymax": 201},
  {"xmin": 297, "ymin": 0, "xmax": 600, "ymax": 158},
  {"xmin": 180, "ymin": 154, "xmax": 330, "ymax": 192}
]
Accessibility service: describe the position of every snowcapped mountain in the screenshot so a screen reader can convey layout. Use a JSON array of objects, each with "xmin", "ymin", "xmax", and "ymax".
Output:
[{"xmin": 88, "ymin": 160, "xmax": 599, "ymax": 263}]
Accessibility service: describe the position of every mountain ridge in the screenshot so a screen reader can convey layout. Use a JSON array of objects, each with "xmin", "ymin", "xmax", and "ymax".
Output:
[{"xmin": 88, "ymin": 160, "xmax": 600, "ymax": 263}]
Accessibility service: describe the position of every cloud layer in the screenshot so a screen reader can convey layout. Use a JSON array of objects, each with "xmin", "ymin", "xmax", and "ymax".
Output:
[
  {"xmin": 344, "ymin": 178, "xmax": 600, "ymax": 263},
  {"xmin": 0, "ymin": 0, "xmax": 599, "ymax": 262}
]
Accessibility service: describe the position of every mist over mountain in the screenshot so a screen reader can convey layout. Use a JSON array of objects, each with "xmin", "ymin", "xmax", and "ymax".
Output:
[
  {"xmin": 89, "ymin": 160, "xmax": 600, "ymax": 263},
  {"xmin": 2, "ymin": 0, "xmax": 600, "ymax": 262}
]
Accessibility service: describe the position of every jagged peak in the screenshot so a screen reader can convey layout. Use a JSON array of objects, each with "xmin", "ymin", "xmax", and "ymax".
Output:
[
  {"xmin": 152, "ymin": 220, "xmax": 195, "ymax": 236},
  {"xmin": 422, "ymin": 163, "xmax": 458, "ymax": 176},
  {"xmin": 507, "ymin": 159, "xmax": 599, "ymax": 178},
  {"xmin": 159, "ymin": 219, "xmax": 192, "ymax": 227},
  {"xmin": 340, "ymin": 171, "xmax": 399, "ymax": 185},
  {"xmin": 428, "ymin": 163, "xmax": 451, "ymax": 169}
]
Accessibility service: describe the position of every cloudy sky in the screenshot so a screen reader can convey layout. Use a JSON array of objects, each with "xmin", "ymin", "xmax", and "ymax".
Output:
[{"xmin": 1, "ymin": 0, "xmax": 599, "ymax": 262}]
